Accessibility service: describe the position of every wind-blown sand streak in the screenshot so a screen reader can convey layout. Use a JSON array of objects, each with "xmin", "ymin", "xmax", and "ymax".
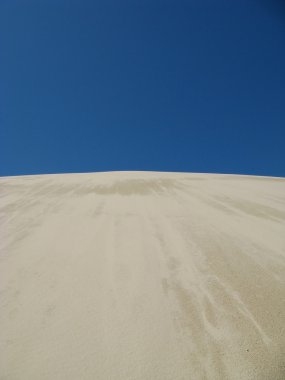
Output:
[{"xmin": 0, "ymin": 171, "xmax": 285, "ymax": 379}]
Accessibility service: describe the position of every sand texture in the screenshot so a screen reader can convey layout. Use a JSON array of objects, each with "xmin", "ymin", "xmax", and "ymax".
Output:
[{"xmin": 1, "ymin": 171, "xmax": 285, "ymax": 379}]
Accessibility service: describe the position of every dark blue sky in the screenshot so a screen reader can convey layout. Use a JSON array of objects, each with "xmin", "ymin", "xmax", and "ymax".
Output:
[{"xmin": 1, "ymin": 0, "xmax": 285, "ymax": 177}]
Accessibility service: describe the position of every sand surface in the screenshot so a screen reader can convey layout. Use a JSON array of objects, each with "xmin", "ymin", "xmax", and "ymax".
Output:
[{"xmin": 1, "ymin": 171, "xmax": 285, "ymax": 379}]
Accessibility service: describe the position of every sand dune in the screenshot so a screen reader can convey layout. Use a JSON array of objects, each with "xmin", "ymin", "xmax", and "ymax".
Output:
[{"xmin": 1, "ymin": 171, "xmax": 285, "ymax": 379}]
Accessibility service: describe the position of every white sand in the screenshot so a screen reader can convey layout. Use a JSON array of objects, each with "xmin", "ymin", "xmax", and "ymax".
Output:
[{"xmin": 1, "ymin": 171, "xmax": 285, "ymax": 379}]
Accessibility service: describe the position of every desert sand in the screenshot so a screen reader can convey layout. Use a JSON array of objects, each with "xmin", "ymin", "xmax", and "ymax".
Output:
[{"xmin": 1, "ymin": 171, "xmax": 285, "ymax": 379}]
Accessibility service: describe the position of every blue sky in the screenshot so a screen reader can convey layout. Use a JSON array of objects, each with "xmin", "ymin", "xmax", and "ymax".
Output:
[{"xmin": 1, "ymin": 0, "xmax": 285, "ymax": 177}]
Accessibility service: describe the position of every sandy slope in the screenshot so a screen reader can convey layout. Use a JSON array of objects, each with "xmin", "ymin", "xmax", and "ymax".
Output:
[{"xmin": 1, "ymin": 171, "xmax": 285, "ymax": 379}]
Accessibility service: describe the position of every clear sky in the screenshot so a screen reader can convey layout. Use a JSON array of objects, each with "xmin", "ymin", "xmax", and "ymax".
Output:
[{"xmin": 1, "ymin": 0, "xmax": 285, "ymax": 177}]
